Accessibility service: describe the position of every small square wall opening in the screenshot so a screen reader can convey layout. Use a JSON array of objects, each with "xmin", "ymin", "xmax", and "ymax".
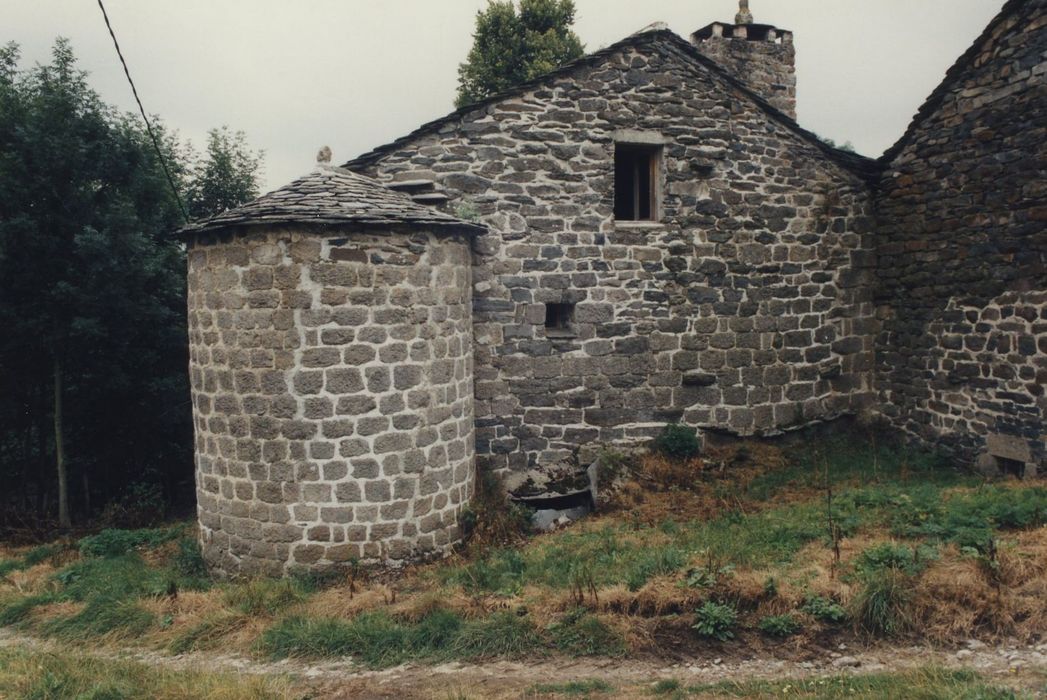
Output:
[
  {"xmin": 996, "ymin": 456, "xmax": 1026, "ymax": 479},
  {"xmin": 545, "ymin": 302, "xmax": 575, "ymax": 336}
]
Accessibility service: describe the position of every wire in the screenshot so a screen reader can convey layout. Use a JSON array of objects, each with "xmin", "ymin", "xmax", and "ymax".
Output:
[{"xmin": 96, "ymin": 0, "xmax": 190, "ymax": 223}]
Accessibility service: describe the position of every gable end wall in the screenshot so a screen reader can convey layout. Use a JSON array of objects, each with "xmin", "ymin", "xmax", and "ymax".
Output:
[{"xmin": 358, "ymin": 40, "xmax": 876, "ymax": 475}]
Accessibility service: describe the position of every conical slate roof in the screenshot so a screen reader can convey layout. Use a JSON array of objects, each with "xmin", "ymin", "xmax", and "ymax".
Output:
[{"xmin": 180, "ymin": 165, "xmax": 485, "ymax": 236}]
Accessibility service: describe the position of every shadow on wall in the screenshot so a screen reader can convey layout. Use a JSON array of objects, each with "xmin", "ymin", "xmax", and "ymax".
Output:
[{"xmin": 921, "ymin": 280, "xmax": 1047, "ymax": 477}]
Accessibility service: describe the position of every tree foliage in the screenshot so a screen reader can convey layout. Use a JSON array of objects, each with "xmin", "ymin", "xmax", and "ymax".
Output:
[
  {"xmin": 0, "ymin": 39, "xmax": 262, "ymax": 529},
  {"xmin": 455, "ymin": 0, "xmax": 585, "ymax": 108},
  {"xmin": 187, "ymin": 127, "xmax": 262, "ymax": 219}
]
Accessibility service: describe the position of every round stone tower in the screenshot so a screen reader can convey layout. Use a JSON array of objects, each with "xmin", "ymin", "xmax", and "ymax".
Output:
[{"xmin": 181, "ymin": 163, "xmax": 482, "ymax": 577}]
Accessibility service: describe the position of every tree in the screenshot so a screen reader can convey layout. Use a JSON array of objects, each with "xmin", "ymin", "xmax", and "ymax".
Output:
[
  {"xmin": 455, "ymin": 0, "xmax": 585, "ymax": 108},
  {"xmin": 0, "ymin": 39, "xmax": 262, "ymax": 529},
  {"xmin": 187, "ymin": 126, "xmax": 262, "ymax": 219}
]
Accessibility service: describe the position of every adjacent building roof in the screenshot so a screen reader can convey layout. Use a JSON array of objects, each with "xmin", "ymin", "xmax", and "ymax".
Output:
[
  {"xmin": 344, "ymin": 27, "xmax": 878, "ymax": 182},
  {"xmin": 180, "ymin": 165, "xmax": 485, "ymax": 237}
]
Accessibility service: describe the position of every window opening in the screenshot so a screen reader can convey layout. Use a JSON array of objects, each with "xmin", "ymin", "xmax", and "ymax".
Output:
[{"xmin": 614, "ymin": 143, "xmax": 661, "ymax": 221}]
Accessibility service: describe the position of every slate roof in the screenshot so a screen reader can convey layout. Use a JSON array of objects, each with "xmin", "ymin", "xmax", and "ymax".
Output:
[
  {"xmin": 879, "ymin": 0, "xmax": 1030, "ymax": 165},
  {"xmin": 344, "ymin": 27, "xmax": 878, "ymax": 182},
  {"xmin": 180, "ymin": 165, "xmax": 485, "ymax": 237}
]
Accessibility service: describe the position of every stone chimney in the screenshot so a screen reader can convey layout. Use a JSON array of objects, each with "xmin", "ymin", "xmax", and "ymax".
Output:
[{"xmin": 690, "ymin": 1, "xmax": 797, "ymax": 120}]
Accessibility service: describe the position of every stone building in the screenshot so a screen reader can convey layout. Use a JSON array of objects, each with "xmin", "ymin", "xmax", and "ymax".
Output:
[
  {"xmin": 184, "ymin": 0, "xmax": 1045, "ymax": 574},
  {"xmin": 182, "ymin": 166, "xmax": 481, "ymax": 575},
  {"xmin": 874, "ymin": 0, "xmax": 1047, "ymax": 475}
]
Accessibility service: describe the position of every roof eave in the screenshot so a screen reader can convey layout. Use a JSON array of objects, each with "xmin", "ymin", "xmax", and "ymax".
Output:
[{"xmin": 178, "ymin": 217, "xmax": 486, "ymax": 240}]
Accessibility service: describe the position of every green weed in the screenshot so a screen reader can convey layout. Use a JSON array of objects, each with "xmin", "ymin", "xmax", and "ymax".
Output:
[
  {"xmin": 692, "ymin": 601, "xmax": 738, "ymax": 641},
  {"xmin": 801, "ymin": 595, "xmax": 847, "ymax": 624},
  {"xmin": 652, "ymin": 424, "xmax": 702, "ymax": 460},
  {"xmin": 851, "ymin": 542, "xmax": 937, "ymax": 578},
  {"xmin": 758, "ymin": 613, "xmax": 801, "ymax": 638},
  {"xmin": 893, "ymin": 486, "xmax": 1047, "ymax": 553}
]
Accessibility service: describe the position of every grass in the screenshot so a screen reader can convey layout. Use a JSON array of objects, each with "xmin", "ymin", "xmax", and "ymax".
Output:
[
  {"xmin": 0, "ymin": 543, "xmax": 66, "ymax": 578},
  {"xmin": 687, "ymin": 667, "xmax": 1026, "ymax": 699},
  {"xmin": 1, "ymin": 424, "xmax": 1045, "ymax": 669},
  {"xmin": 258, "ymin": 608, "xmax": 542, "ymax": 667},
  {"xmin": 0, "ymin": 645, "xmax": 295, "ymax": 699},
  {"xmin": 530, "ymin": 678, "xmax": 615, "ymax": 696},
  {"xmin": 169, "ymin": 610, "xmax": 247, "ymax": 654},
  {"xmin": 547, "ymin": 608, "xmax": 626, "ymax": 657}
]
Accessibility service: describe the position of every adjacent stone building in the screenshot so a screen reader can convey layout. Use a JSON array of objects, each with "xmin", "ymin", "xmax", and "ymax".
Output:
[
  {"xmin": 875, "ymin": 0, "xmax": 1047, "ymax": 474},
  {"xmin": 184, "ymin": 1, "xmax": 1045, "ymax": 574}
]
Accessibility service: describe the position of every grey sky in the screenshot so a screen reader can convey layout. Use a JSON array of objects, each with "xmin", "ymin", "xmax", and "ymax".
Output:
[{"xmin": 3, "ymin": 1, "xmax": 1005, "ymax": 194}]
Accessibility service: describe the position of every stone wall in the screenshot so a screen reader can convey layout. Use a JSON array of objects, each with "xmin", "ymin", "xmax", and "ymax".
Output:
[
  {"xmin": 186, "ymin": 226, "xmax": 474, "ymax": 575},
  {"xmin": 875, "ymin": 0, "xmax": 1047, "ymax": 474},
  {"xmin": 352, "ymin": 31, "xmax": 876, "ymax": 477}
]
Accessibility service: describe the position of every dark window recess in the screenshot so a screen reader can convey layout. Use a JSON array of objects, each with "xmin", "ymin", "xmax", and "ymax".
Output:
[
  {"xmin": 545, "ymin": 303, "xmax": 575, "ymax": 335},
  {"xmin": 614, "ymin": 144, "xmax": 661, "ymax": 221}
]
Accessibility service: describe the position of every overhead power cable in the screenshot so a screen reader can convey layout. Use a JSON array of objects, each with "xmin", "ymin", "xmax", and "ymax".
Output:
[{"xmin": 96, "ymin": 0, "xmax": 190, "ymax": 223}]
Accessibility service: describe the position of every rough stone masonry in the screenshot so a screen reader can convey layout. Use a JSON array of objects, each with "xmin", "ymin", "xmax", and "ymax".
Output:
[{"xmin": 183, "ymin": 1, "xmax": 1045, "ymax": 574}]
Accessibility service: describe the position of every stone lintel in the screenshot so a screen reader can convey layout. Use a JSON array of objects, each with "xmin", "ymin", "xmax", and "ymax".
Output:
[
  {"xmin": 613, "ymin": 129, "xmax": 667, "ymax": 145},
  {"xmin": 986, "ymin": 432, "xmax": 1032, "ymax": 463}
]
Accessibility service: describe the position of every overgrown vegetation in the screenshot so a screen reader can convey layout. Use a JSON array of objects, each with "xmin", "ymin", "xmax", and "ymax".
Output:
[
  {"xmin": 0, "ymin": 646, "xmax": 293, "ymax": 699},
  {"xmin": 259, "ymin": 608, "xmax": 542, "ymax": 668},
  {"xmin": 682, "ymin": 667, "xmax": 1024, "ymax": 699},
  {"xmin": 1, "ymin": 424, "xmax": 1045, "ymax": 672}
]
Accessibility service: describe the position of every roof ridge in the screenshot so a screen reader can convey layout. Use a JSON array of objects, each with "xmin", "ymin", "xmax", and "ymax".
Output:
[
  {"xmin": 343, "ymin": 28, "xmax": 878, "ymax": 181},
  {"xmin": 878, "ymin": 0, "xmax": 1030, "ymax": 165}
]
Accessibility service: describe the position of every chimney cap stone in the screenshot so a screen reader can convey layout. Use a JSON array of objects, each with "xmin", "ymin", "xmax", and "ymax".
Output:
[{"xmin": 736, "ymin": 0, "xmax": 754, "ymax": 25}]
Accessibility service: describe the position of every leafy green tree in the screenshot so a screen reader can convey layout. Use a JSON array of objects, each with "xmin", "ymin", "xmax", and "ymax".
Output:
[
  {"xmin": 187, "ymin": 126, "xmax": 262, "ymax": 219},
  {"xmin": 0, "ymin": 39, "xmax": 262, "ymax": 528},
  {"xmin": 456, "ymin": 0, "xmax": 585, "ymax": 108}
]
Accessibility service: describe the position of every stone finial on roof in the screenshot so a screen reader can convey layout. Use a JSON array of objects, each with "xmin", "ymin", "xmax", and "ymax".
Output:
[
  {"xmin": 736, "ymin": 0, "xmax": 753, "ymax": 25},
  {"xmin": 316, "ymin": 145, "xmax": 332, "ymax": 164}
]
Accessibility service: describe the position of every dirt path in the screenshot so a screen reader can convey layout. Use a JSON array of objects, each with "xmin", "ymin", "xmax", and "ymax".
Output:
[{"xmin": 1, "ymin": 627, "xmax": 1044, "ymax": 698}]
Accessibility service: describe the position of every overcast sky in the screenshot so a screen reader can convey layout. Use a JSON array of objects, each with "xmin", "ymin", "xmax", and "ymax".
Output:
[{"xmin": 3, "ymin": 1, "xmax": 1005, "ymax": 193}]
